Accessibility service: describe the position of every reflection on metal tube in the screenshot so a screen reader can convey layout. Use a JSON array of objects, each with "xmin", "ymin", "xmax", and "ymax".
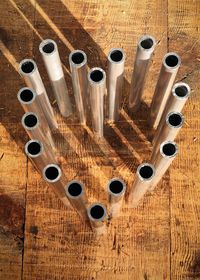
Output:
[
  {"xmin": 39, "ymin": 39, "xmax": 72, "ymax": 118},
  {"xmin": 87, "ymin": 203, "xmax": 107, "ymax": 235},
  {"xmin": 88, "ymin": 67, "xmax": 106, "ymax": 137},
  {"xmin": 150, "ymin": 52, "xmax": 181, "ymax": 129},
  {"xmin": 69, "ymin": 50, "xmax": 88, "ymax": 125},
  {"xmin": 19, "ymin": 59, "xmax": 58, "ymax": 130},
  {"xmin": 128, "ymin": 163, "xmax": 155, "ymax": 208},
  {"xmin": 129, "ymin": 35, "xmax": 156, "ymax": 111},
  {"xmin": 107, "ymin": 178, "xmax": 126, "ymax": 218},
  {"xmin": 107, "ymin": 48, "xmax": 125, "ymax": 122}
]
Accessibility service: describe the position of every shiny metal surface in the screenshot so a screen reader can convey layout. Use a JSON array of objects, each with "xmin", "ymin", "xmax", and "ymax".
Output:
[{"xmin": 87, "ymin": 203, "xmax": 107, "ymax": 235}]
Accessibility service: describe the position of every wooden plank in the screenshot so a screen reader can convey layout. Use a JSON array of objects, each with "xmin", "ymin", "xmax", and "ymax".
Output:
[{"xmin": 168, "ymin": 1, "xmax": 200, "ymax": 278}]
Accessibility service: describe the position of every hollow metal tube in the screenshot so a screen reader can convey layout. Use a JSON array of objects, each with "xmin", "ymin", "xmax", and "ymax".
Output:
[
  {"xmin": 88, "ymin": 67, "xmax": 106, "ymax": 137},
  {"xmin": 65, "ymin": 180, "xmax": 88, "ymax": 221},
  {"xmin": 21, "ymin": 112, "xmax": 56, "ymax": 151},
  {"xmin": 87, "ymin": 203, "xmax": 107, "ymax": 235},
  {"xmin": 39, "ymin": 39, "xmax": 72, "ymax": 118},
  {"xmin": 69, "ymin": 50, "xmax": 88, "ymax": 124},
  {"xmin": 107, "ymin": 178, "xmax": 126, "ymax": 218},
  {"xmin": 128, "ymin": 163, "xmax": 155, "ymax": 208},
  {"xmin": 107, "ymin": 48, "xmax": 125, "ymax": 122},
  {"xmin": 19, "ymin": 58, "xmax": 58, "ymax": 130},
  {"xmin": 25, "ymin": 139, "xmax": 57, "ymax": 173},
  {"xmin": 129, "ymin": 35, "xmax": 156, "ymax": 111},
  {"xmin": 149, "ymin": 141, "xmax": 178, "ymax": 192},
  {"xmin": 43, "ymin": 164, "xmax": 72, "ymax": 208},
  {"xmin": 150, "ymin": 52, "xmax": 181, "ymax": 129}
]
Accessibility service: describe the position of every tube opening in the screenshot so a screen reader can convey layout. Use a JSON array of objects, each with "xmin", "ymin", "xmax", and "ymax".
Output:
[
  {"xmin": 71, "ymin": 52, "xmax": 84, "ymax": 64},
  {"xmin": 162, "ymin": 143, "xmax": 176, "ymax": 157},
  {"xmin": 168, "ymin": 113, "xmax": 182, "ymax": 127},
  {"xmin": 90, "ymin": 205, "xmax": 105, "ymax": 220},
  {"xmin": 110, "ymin": 50, "xmax": 123, "ymax": 62},
  {"xmin": 24, "ymin": 114, "xmax": 37, "ymax": 128},
  {"xmin": 139, "ymin": 165, "xmax": 153, "ymax": 179},
  {"xmin": 27, "ymin": 141, "xmax": 41, "ymax": 156},
  {"xmin": 42, "ymin": 42, "xmax": 55, "ymax": 54},
  {"xmin": 140, "ymin": 38, "xmax": 154, "ymax": 49},
  {"xmin": 175, "ymin": 85, "xmax": 188, "ymax": 97},
  {"xmin": 21, "ymin": 61, "xmax": 35, "ymax": 74},
  {"xmin": 45, "ymin": 166, "xmax": 59, "ymax": 181},
  {"xmin": 90, "ymin": 70, "xmax": 103, "ymax": 82},
  {"xmin": 19, "ymin": 89, "xmax": 34, "ymax": 103},
  {"xmin": 109, "ymin": 180, "xmax": 124, "ymax": 194},
  {"xmin": 68, "ymin": 182, "xmax": 82, "ymax": 197},
  {"xmin": 165, "ymin": 54, "xmax": 179, "ymax": 67}
]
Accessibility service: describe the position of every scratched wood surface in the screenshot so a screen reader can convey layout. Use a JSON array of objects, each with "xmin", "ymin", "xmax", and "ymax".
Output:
[{"xmin": 0, "ymin": 0, "xmax": 199, "ymax": 279}]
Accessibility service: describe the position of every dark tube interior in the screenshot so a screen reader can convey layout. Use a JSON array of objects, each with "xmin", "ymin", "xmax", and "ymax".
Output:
[
  {"xmin": 24, "ymin": 114, "xmax": 37, "ymax": 128},
  {"xmin": 139, "ymin": 165, "xmax": 153, "ymax": 179},
  {"xmin": 42, "ymin": 42, "xmax": 55, "ymax": 54},
  {"xmin": 71, "ymin": 52, "xmax": 84, "ymax": 64},
  {"xmin": 168, "ymin": 113, "xmax": 182, "ymax": 127},
  {"xmin": 68, "ymin": 182, "xmax": 82, "ymax": 197},
  {"xmin": 109, "ymin": 180, "xmax": 124, "ymax": 194},
  {"xmin": 162, "ymin": 143, "xmax": 176, "ymax": 157},
  {"xmin": 90, "ymin": 70, "xmax": 103, "ymax": 82},
  {"xmin": 165, "ymin": 54, "xmax": 179, "ymax": 67},
  {"xmin": 21, "ymin": 61, "xmax": 35, "ymax": 73},
  {"xmin": 20, "ymin": 89, "xmax": 34, "ymax": 102},
  {"xmin": 45, "ymin": 166, "xmax": 59, "ymax": 181},
  {"xmin": 90, "ymin": 205, "xmax": 105, "ymax": 219},
  {"xmin": 175, "ymin": 85, "xmax": 188, "ymax": 97},
  {"xmin": 110, "ymin": 50, "xmax": 123, "ymax": 62},
  {"xmin": 140, "ymin": 38, "xmax": 154, "ymax": 49},
  {"xmin": 27, "ymin": 142, "xmax": 41, "ymax": 155}
]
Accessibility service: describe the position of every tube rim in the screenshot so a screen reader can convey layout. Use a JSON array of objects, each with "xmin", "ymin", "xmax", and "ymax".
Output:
[
  {"xmin": 17, "ymin": 87, "xmax": 36, "ymax": 105},
  {"xmin": 43, "ymin": 163, "xmax": 62, "ymax": 183},
  {"xmin": 107, "ymin": 177, "xmax": 126, "ymax": 197},
  {"xmin": 166, "ymin": 111, "xmax": 184, "ymax": 128},
  {"xmin": 25, "ymin": 139, "xmax": 44, "ymax": 158},
  {"xmin": 138, "ymin": 35, "xmax": 156, "ymax": 52},
  {"xmin": 162, "ymin": 52, "xmax": 181, "ymax": 70},
  {"xmin": 19, "ymin": 58, "xmax": 37, "ymax": 76},
  {"xmin": 65, "ymin": 180, "xmax": 84, "ymax": 199},
  {"xmin": 21, "ymin": 112, "xmax": 39, "ymax": 130},
  {"xmin": 88, "ymin": 67, "xmax": 106, "ymax": 85},
  {"xmin": 160, "ymin": 140, "xmax": 178, "ymax": 158},
  {"xmin": 69, "ymin": 49, "xmax": 87, "ymax": 68},
  {"xmin": 137, "ymin": 163, "xmax": 155, "ymax": 182},
  {"xmin": 172, "ymin": 82, "xmax": 191, "ymax": 100},
  {"xmin": 87, "ymin": 203, "xmax": 107, "ymax": 222},
  {"xmin": 39, "ymin": 39, "xmax": 57, "ymax": 56},
  {"xmin": 108, "ymin": 48, "xmax": 126, "ymax": 64}
]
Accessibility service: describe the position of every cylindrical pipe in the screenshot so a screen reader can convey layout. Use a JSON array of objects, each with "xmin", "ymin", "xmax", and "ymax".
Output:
[
  {"xmin": 88, "ymin": 67, "xmax": 106, "ymax": 137},
  {"xmin": 39, "ymin": 39, "xmax": 72, "ymax": 118},
  {"xmin": 128, "ymin": 163, "xmax": 155, "ymax": 208},
  {"xmin": 129, "ymin": 35, "xmax": 156, "ymax": 111},
  {"xmin": 69, "ymin": 50, "xmax": 88, "ymax": 125},
  {"xmin": 21, "ymin": 112, "xmax": 56, "ymax": 151},
  {"xmin": 87, "ymin": 203, "xmax": 107, "ymax": 235},
  {"xmin": 107, "ymin": 48, "xmax": 126, "ymax": 122},
  {"xmin": 107, "ymin": 178, "xmax": 126, "ymax": 218},
  {"xmin": 19, "ymin": 58, "xmax": 58, "ymax": 130},
  {"xmin": 150, "ymin": 52, "xmax": 181, "ymax": 129},
  {"xmin": 65, "ymin": 180, "xmax": 88, "ymax": 221},
  {"xmin": 43, "ymin": 164, "xmax": 71, "ymax": 208},
  {"xmin": 149, "ymin": 141, "xmax": 178, "ymax": 191},
  {"xmin": 25, "ymin": 139, "xmax": 57, "ymax": 173}
]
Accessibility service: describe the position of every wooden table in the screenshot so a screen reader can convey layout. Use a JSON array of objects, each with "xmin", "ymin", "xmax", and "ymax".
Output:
[{"xmin": 0, "ymin": 0, "xmax": 199, "ymax": 279}]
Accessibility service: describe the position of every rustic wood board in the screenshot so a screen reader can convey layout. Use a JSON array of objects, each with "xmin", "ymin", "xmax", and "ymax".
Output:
[{"xmin": 0, "ymin": 0, "xmax": 199, "ymax": 279}]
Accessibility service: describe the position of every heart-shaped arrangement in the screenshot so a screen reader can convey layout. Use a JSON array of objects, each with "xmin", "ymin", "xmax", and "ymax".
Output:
[{"xmin": 17, "ymin": 35, "xmax": 190, "ymax": 235}]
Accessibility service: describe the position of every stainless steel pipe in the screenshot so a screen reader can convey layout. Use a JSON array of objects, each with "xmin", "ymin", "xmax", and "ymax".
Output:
[
  {"xmin": 128, "ymin": 163, "xmax": 155, "ymax": 208},
  {"xmin": 150, "ymin": 52, "xmax": 181, "ymax": 129},
  {"xmin": 149, "ymin": 141, "xmax": 178, "ymax": 192},
  {"xmin": 19, "ymin": 58, "xmax": 58, "ymax": 130},
  {"xmin": 65, "ymin": 180, "xmax": 88, "ymax": 221},
  {"xmin": 88, "ymin": 67, "xmax": 106, "ymax": 137},
  {"xmin": 39, "ymin": 39, "xmax": 72, "ymax": 118},
  {"xmin": 107, "ymin": 48, "xmax": 125, "ymax": 122},
  {"xmin": 129, "ymin": 35, "xmax": 156, "ymax": 111},
  {"xmin": 69, "ymin": 50, "xmax": 88, "ymax": 125},
  {"xmin": 43, "ymin": 164, "xmax": 71, "ymax": 208},
  {"xmin": 107, "ymin": 178, "xmax": 126, "ymax": 218},
  {"xmin": 87, "ymin": 203, "xmax": 107, "ymax": 235},
  {"xmin": 25, "ymin": 139, "xmax": 57, "ymax": 173}
]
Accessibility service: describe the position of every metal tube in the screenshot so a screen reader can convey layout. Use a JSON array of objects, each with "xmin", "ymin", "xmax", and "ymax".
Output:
[
  {"xmin": 19, "ymin": 58, "xmax": 58, "ymax": 130},
  {"xmin": 128, "ymin": 163, "xmax": 155, "ymax": 208},
  {"xmin": 69, "ymin": 50, "xmax": 88, "ymax": 125},
  {"xmin": 129, "ymin": 35, "xmax": 156, "ymax": 111},
  {"xmin": 88, "ymin": 67, "xmax": 106, "ymax": 137},
  {"xmin": 25, "ymin": 139, "xmax": 57, "ymax": 173},
  {"xmin": 65, "ymin": 180, "xmax": 88, "ymax": 221},
  {"xmin": 107, "ymin": 48, "xmax": 126, "ymax": 122},
  {"xmin": 107, "ymin": 178, "xmax": 126, "ymax": 218},
  {"xmin": 149, "ymin": 141, "xmax": 178, "ymax": 192},
  {"xmin": 150, "ymin": 52, "xmax": 181, "ymax": 129},
  {"xmin": 43, "ymin": 164, "xmax": 71, "ymax": 208},
  {"xmin": 87, "ymin": 203, "xmax": 107, "ymax": 235},
  {"xmin": 39, "ymin": 39, "xmax": 72, "ymax": 118},
  {"xmin": 21, "ymin": 112, "xmax": 56, "ymax": 151}
]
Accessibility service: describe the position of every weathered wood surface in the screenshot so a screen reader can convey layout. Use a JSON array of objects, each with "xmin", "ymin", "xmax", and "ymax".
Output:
[{"xmin": 0, "ymin": 0, "xmax": 199, "ymax": 279}]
